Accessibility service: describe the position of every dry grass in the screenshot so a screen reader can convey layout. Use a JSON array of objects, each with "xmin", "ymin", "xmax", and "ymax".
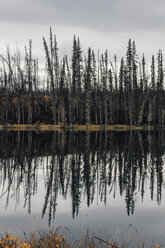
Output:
[
  {"xmin": 0, "ymin": 124, "xmax": 157, "ymax": 132},
  {"xmin": 0, "ymin": 231, "xmax": 162, "ymax": 248}
]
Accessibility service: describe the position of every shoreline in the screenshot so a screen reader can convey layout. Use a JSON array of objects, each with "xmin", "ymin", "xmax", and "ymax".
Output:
[{"xmin": 0, "ymin": 124, "xmax": 163, "ymax": 131}]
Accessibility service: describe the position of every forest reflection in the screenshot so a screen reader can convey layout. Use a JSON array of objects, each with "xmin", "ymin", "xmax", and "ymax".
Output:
[{"xmin": 0, "ymin": 131, "xmax": 164, "ymax": 226}]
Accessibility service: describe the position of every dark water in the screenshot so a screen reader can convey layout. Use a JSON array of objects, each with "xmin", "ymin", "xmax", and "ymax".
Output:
[{"xmin": 0, "ymin": 131, "xmax": 165, "ymax": 246}]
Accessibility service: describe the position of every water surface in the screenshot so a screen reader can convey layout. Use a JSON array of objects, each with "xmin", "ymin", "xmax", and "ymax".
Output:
[{"xmin": 0, "ymin": 131, "xmax": 165, "ymax": 246}]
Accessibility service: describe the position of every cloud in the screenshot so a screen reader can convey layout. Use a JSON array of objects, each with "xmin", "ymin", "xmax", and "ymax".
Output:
[
  {"xmin": 0, "ymin": 0, "xmax": 165, "ymax": 32},
  {"xmin": 0, "ymin": 0, "xmax": 165, "ymax": 61}
]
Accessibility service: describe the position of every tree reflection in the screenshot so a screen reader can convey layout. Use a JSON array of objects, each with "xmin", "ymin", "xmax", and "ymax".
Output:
[{"xmin": 0, "ymin": 130, "xmax": 165, "ymax": 225}]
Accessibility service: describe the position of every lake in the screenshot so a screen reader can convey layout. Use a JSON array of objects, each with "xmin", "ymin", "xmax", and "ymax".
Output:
[{"xmin": 0, "ymin": 131, "xmax": 165, "ymax": 247}]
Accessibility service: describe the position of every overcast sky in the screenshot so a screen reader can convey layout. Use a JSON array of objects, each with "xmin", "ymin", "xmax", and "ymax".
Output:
[{"xmin": 0, "ymin": 0, "xmax": 165, "ymax": 63}]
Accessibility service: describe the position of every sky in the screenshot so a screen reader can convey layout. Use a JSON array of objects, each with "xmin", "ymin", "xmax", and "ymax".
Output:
[{"xmin": 0, "ymin": 0, "xmax": 165, "ymax": 64}]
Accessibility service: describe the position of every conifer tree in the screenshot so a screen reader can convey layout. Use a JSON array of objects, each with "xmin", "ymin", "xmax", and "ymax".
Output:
[
  {"xmin": 85, "ymin": 48, "xmax": 92, "ymax": 124},
  {"xmin": 126, "ymin": 39, "xmax": 133, "ymax": 125},
  {"xmin": 156, "ymin": 50, "xmax": 164, "ymax": 125}
]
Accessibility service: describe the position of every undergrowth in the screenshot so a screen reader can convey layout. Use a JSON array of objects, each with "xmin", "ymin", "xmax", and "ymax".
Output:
[{"xmin": 0, "ymin": 231, "xmax": 162, "ymax": 248}]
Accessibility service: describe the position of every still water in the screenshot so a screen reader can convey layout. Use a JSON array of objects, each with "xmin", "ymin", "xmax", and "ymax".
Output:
[{"xmin": 0, "ymin": 131, "xmax": 165, "ymax": 246}]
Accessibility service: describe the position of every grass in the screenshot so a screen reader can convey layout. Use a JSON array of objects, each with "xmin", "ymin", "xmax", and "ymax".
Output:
[
  {"xmin": 0, "ymin": 124, "xmax": 158, "ymax": 132},
  {"xmin": 0, "ymin": 231, "xmax": 162, "ymax": 248}
]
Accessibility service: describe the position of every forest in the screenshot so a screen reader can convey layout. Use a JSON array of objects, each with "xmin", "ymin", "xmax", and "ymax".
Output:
[{"xmin": 0, "ymin": 28, "xmax": 164, "ymax": 126}]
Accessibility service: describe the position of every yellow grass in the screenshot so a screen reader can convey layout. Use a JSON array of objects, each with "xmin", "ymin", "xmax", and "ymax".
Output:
[
  {"xmin": 0, "ymin": 231, "xmax": 162, "ymax": 248},
  {"xmin": 0, "ymin": 124, "xmax": 157, "ymax": 132}
]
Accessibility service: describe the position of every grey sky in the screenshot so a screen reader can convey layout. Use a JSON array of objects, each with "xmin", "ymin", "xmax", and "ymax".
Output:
[{"xmin": 0, "ymin": 0, "xmax": 165, "ymax": 62}]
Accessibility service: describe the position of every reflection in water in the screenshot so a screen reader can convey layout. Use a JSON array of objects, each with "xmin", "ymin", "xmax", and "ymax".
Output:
[{"xmin": 0, "ymin": 131, "xmax": 164, "ymax": 226}]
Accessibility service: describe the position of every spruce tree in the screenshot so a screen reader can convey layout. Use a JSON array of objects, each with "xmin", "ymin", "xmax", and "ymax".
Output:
[{"xmin": 85, "ymin": 48, "xmax": 92, "ymax": 124}]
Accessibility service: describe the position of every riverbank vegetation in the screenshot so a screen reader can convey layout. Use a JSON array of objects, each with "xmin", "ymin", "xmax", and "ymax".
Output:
[
  {"xmin": 0, "ymin": 28, "xmax": 165, "ymax": 126},
  {"xmin": 0, "ymin": 231, "xmax": 162, "ymax": 248},
  {"xmin": 0, "ymin": 123, "xmax": 158, "ymax": 131}
]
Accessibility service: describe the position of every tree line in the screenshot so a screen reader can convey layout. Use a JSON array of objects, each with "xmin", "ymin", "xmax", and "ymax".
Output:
[{"xmin": 0, "ymin": 28, "xmax": 165, "ymax": 125}]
